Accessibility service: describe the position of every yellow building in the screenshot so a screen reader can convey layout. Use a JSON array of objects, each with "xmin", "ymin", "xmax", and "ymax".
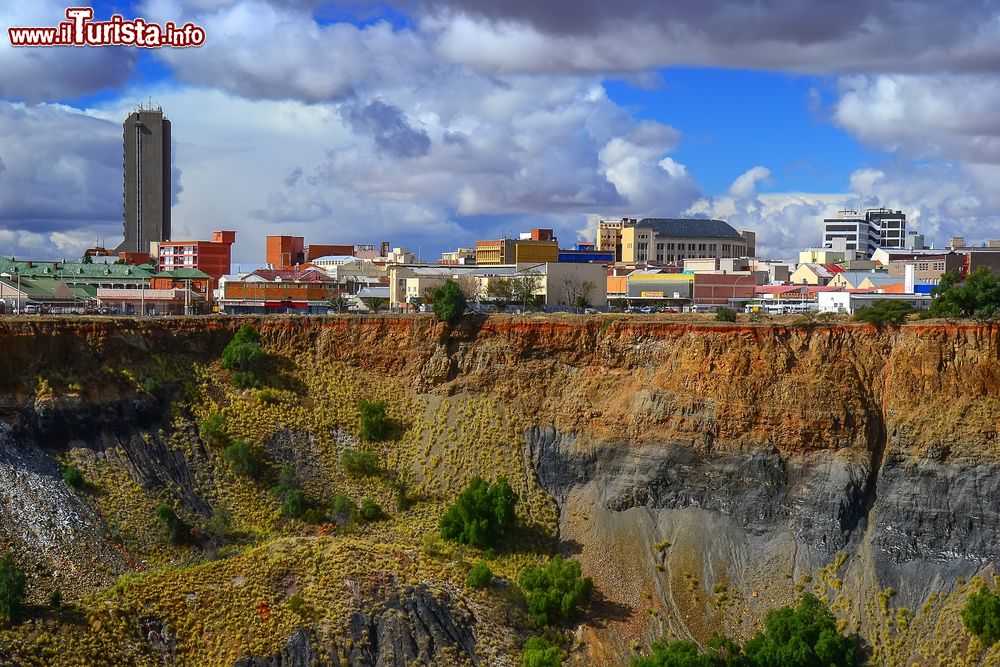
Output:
[
  {"xmin": 619, "ymin": 219, "xmax": 753, "ymax": 263},
  {"xmin": 476, "ymin": 239, "xmax": 558, "ymax": 265}
]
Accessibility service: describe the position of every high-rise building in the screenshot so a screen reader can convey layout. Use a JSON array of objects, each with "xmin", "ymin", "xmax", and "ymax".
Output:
[
  {"xmin": 117, "ymin": 107, "xmax": 171, "ymax": 255},
  {"xmin": 822, "ymin": 208, "xmax": 906, "ymax": 255}
]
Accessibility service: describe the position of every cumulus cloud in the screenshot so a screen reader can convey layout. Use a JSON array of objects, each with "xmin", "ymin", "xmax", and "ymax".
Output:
[
  {"xmin": 342, "ymin": 98, "xmax": 431, "ymax": 158},
  {"xmin": 0, "ymin": 1, "xmax": 137, "ymax": 102},
  {"xmin": 140, "ymin": 0, "xmax": 432, "ymax": 102},
  {"xmin": 834, "ymin": 74, "xmax": 1000, "ymax": 165}
]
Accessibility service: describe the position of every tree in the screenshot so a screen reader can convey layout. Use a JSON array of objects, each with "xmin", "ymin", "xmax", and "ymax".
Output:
[
  {"xmin": 609, "ymin": 298, "xmax": 628, "ymax": 312},
  {"xmin": 560, "ymin": 278, "xmax": 595, "ymax": 310},
  {"xmin": 852, "ymin": 299, "xmax": 913, "ymax": 326},
  {"xmin": 456, "ymin": 274, "xmax": 481, "ymax": 303},
  {"xmin": 221, "ymin": 325, "xmax": 268, "ymax": 388},
  {"xmin": 431, "ymin": 280, "xmax": 467, "ymax": 324},
  {"xmin": 282, "ymin": 490, "xmax": 308, "ymax": 518},
  {"xmin": 929, "ymin": 267, "xmax": 1000, "ymax": 319},
  {"xmin": 522, "ymin": 636, "xmax": 566, "ymax": 667},
  {"xmin": 80, "ymin": 252, "xmax": 93, "ymax": 265},
  {"xmin": 486, "ymin": 278, "xmax": 516, "ymax": 309},
  {"xmin": 743, "ymin": 593, "xmax": 857, "ymax": 667},
  {"xmin": 439, "ymin": 476, "xmax": 518, "ymax": 549},
  {"xmin": 467, "ymin": 560, "xmax": 492, "ymax": 589},
  {"xmin": 358, "ymin": 399, "xmax": 391, "ymax": 441},
  {"xmin": 518, "ymin": 556, "xmax": 594, "ymax": 626},
  {"xmin": 632, "ymin": 636, "xmax": 744, "ymax": 666},
  {"xmin": 511, "ymin": 273, "xmax": 543, "ymax": 310},
  {"xmin": 341, "ymin": 448, "xmax": 380, "ymax": 478},
  {"xmin": 0, "ymin": 553, "xmax": 26, "ymax": 623},
  {"xmin": 360, "ymin": 296, "xmax": 387, "ymax": 313},
  {"xmin": 223, "ymin": 441, "xmax": 260, "ymax": 478},
  {"xmin": 329, "ymin": 493, "xmax": 358, "ymax": 528},
  {"xmin": 328, "ymin": 294, "xmax": 352, "ymax": 313},
  {"xmin": 715, "ymin": 307, "xmax": 738, "ymax": 323},
  {"xmin": 962, "ymin": 586, "xmax": 1000, "ymax": 646}
]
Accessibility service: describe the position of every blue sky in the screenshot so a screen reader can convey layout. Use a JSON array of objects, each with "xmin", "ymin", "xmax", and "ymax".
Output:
[{"xmin": 2, "ymin": 0, "xmax": 1000, "ymax": 263}]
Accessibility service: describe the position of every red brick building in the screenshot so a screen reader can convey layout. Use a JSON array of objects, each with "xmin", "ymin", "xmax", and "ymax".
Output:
[{"xmin": 158, "ymin": 230, "xmax": 236, "ymax": 282}]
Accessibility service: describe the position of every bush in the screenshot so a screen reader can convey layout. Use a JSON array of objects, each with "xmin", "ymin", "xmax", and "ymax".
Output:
[
  {"xmin": 48, "ymin": 587, "xmax": 62, "ymax": 610},
  {"xmin": 439, "ymin": 476, "xmax": 518, "ymax": 549},
  {"xmin": 467, "ymin": 560, "xmax": 492, "ymax": 589},
  {"xmin": 392, "ymin": 479, "xmax": 412, "ymax": 512},
  {"xmin": 522, "ymin": 636, "xmax": 566, "ymax": 667},
  {"xmin": 155, "ymin": 504, "xmax": 188, "ymax": 545},
  {"xmin": 341, "ymin": 448, "xmax": 380, "ymax": 478},
  {"xmin": 632, "ymin": 636, "xmax": 742, "ymax": 666},
  {"xmin": 929, "ymin": 267, "xmax": 1000, "ymax": 319},
  {"xmin": 743, "ymin": 593, "xmax": 857, "ymax": 666},
  {"xmin": 518, "ymin": 556, "xmax": 593, "ymax": 626},
  {"xmin": 359, "ymin": 499, "xmax": 385, "ymax": 522},
  {"xmin": 714, "ymin": 307, "xmax": 738, "ymax": 322},
  {"xmin": 200, "ymin": 411, "xmax": 229, "ymax": 448},
  {"xmin": 431, "ymin": 280, "xmax": 467, "ymax": 325},
  {"xmin": 282, "ymin": 490, "xmax": 308, "ymax": 518},
  {"xmin": 962, "ymin": 586, "xmax": 1000, "ymax": 646},
  {"xmin": 0, "ymin": 553, "xmax": 26, "ymax": 623},
  {"xmin": 221, "ymin": 325, "xmax": 268, "ymax": 388},
  {"xmin": 358, "ymin": 399, "xmax": 391, "ymax": 441},
  {"xmin": 852, "ymin": 299, "xmax": 913, "ymax": 326},
  {"xmin": 62, "ymin": 465, "xmax": 84, "ymax": 490},
  {"xmin": 330, "ymin": 493, "xmax": 357, "ymax": 527},
  {"xmin": 222, "ymin": 441, "xmax": 259, "ymax": 478},
  {"xmin": 256, "ymin": 388, "xmax": 281, "ymax": 404}
]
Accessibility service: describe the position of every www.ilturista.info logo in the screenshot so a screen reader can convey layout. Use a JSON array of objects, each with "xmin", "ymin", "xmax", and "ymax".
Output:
[{"xmin": 8, "ymin": 7, "xmax": 205, "ymax": 48}]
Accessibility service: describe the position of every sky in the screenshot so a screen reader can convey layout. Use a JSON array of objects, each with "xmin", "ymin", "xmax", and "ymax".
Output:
[{"xmin": 2, "ymin": 0, "xmax": 1000, "ymax": 264}]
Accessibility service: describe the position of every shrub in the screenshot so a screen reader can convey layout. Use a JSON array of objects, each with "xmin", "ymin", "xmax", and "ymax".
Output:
[
  {"xmin": 200, "ymin": 411, "xmax": 229, "ymax": 448},
  {"xmin": 48, "ymin": 587, "xmax": 62, "ymax": 610},
  {"xmin": 155, "ymin": 504, "xmax": 188, "ymax": 545},
  {"xmin": 359, "ymin": 499, "xmax": 385, "ymax": 522},
  {"xmin": 329, "ymin": 493, "xmax": 357, "ymax": 527},
  {"xmin": 518, "ymin": 556, "xmax": 593, "ymax": 626},
  {"xmin": 467, "ymin": 560, "xmax": 492, "ymax": 589},
  {"xmin": 632, "ymin": 636, "xmax": 742, "ymax": 666},
  {"xmin": 256, "ymin": 388, "xmax": 281, "ymax": 404},
  {"xmin": 341, "ymin": 448, "xmax": 380, "ymax": 478},
  {"xmin": 522, "ymin": 636, "xmax": 566, "ymax": 667},
  {"xmin": 358, "ymin": 399, "xmax": 391, "ymax": 441},
  {"xmin": 852, "ymin": 299, "xmax": 913, "ymax": 326},
  {"xmin": 222, "ymin": 441, "xmax": 259, "ymax": 478},
  {"xmin": 962, "ymin": 586, "xmax": 1000, "ymax": 646},
  {"xmin": 282, "ymin": 490, "xmax": 308, "ymax": 518},
  {"xmin": 743, "ymin": 593, "xmax": 857, "ymax": 666},
  {"xmin": 0, "ymin": 554, "xmax": 26, "ymax": 623},
  {"xmin": 431, "ymin": 280, "xmax": 467, "ymax": 325},
  {"xmin": 220, "ymin": 324, "xmax": 268, "ymax": 388},
  {"xmin": 62, "ymin": 465, "xmax": 84, "ymax": 490},
  {"xmin": 392, "ymin": 480, "xmax": 412, "ymax": 512},
  {"xmin": 439, "ymin": 476, "xmax": 518, "ymax": 549},
  {"xmin": 714, "ymin": 307, "xmax": 738, "ymax": 322}
]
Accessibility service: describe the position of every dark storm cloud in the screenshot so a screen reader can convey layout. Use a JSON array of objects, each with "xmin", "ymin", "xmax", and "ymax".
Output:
[
  {"xmin": 0, "ymin": 103, "xmax": 120, "ymax": 229},
  {"xmin": 343, "ymin": 98, "xmax": 431, "ymax": 158},
  {"xmin": 417, "ymin": 0, "xmax": 1000, "ymax": 75}
]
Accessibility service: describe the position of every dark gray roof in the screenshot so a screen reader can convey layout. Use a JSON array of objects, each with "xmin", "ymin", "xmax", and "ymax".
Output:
[{"xmin": 633, "ymin": 218, "xmax": 743, "ymax": 240}]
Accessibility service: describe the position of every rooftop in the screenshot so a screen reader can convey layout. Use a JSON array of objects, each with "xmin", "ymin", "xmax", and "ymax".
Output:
[{"xmin": 632, "ymin": 218, "xmax": 744, "ymax": 240}]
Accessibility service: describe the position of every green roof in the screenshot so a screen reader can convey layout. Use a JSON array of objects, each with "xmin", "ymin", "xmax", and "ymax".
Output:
[
  {"xmin": 0, "ymin": 257, "xmax": 153, "ymax": 280},
  {"xmin": 153, "ymin": 268, "xmax": 212, "ymax": 279}
]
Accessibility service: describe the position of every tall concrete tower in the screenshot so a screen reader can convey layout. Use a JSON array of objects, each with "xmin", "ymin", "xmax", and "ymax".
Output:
[{"xmin": 117, "ymin": 107, "xmax": 171, "ymax": 255}]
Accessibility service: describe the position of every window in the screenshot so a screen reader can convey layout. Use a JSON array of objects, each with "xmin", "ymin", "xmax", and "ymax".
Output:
[
  {"xmin": 709, "ymin": 244, "xmax": 717, "ymax": 252},
  {"xmin": 688, "ymin": 243, "xmax": 696, "ymax": 251},
  {"xmin": 698, "ymin": 244, "xmax": 706, "ymax": 252}
]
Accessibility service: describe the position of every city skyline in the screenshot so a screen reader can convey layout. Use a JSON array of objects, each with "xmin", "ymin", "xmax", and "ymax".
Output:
[{"xmin": 1, "ymin": 0, "xmax": 999, "ymax": 263}]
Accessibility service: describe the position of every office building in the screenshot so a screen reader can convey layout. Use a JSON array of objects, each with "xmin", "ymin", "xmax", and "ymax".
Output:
[
  {"xmin": 118, "ymin": 107, "xmax": 171, "ymax": 254},
  {"xmin": 822, "ymin": 208, "xmax": 906, "ymax": 255},
  {"xmin": 618, "ymin": 218, "xmax": 753, "ymax": 264}
]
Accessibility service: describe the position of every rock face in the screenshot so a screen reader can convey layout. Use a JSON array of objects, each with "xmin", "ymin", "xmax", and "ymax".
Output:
[
  {"xmin": 235, "ymin": 585, "xmax": 478, "ymax": 667},
  {"xmin": 0, "ymin": 316, "xmax": 998, "ymax": 663}
]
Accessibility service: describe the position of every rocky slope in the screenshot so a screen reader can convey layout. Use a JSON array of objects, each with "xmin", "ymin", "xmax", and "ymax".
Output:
[{"xmin": 0, "ymin": 315, "xmax": 997, "ymax": 665}]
